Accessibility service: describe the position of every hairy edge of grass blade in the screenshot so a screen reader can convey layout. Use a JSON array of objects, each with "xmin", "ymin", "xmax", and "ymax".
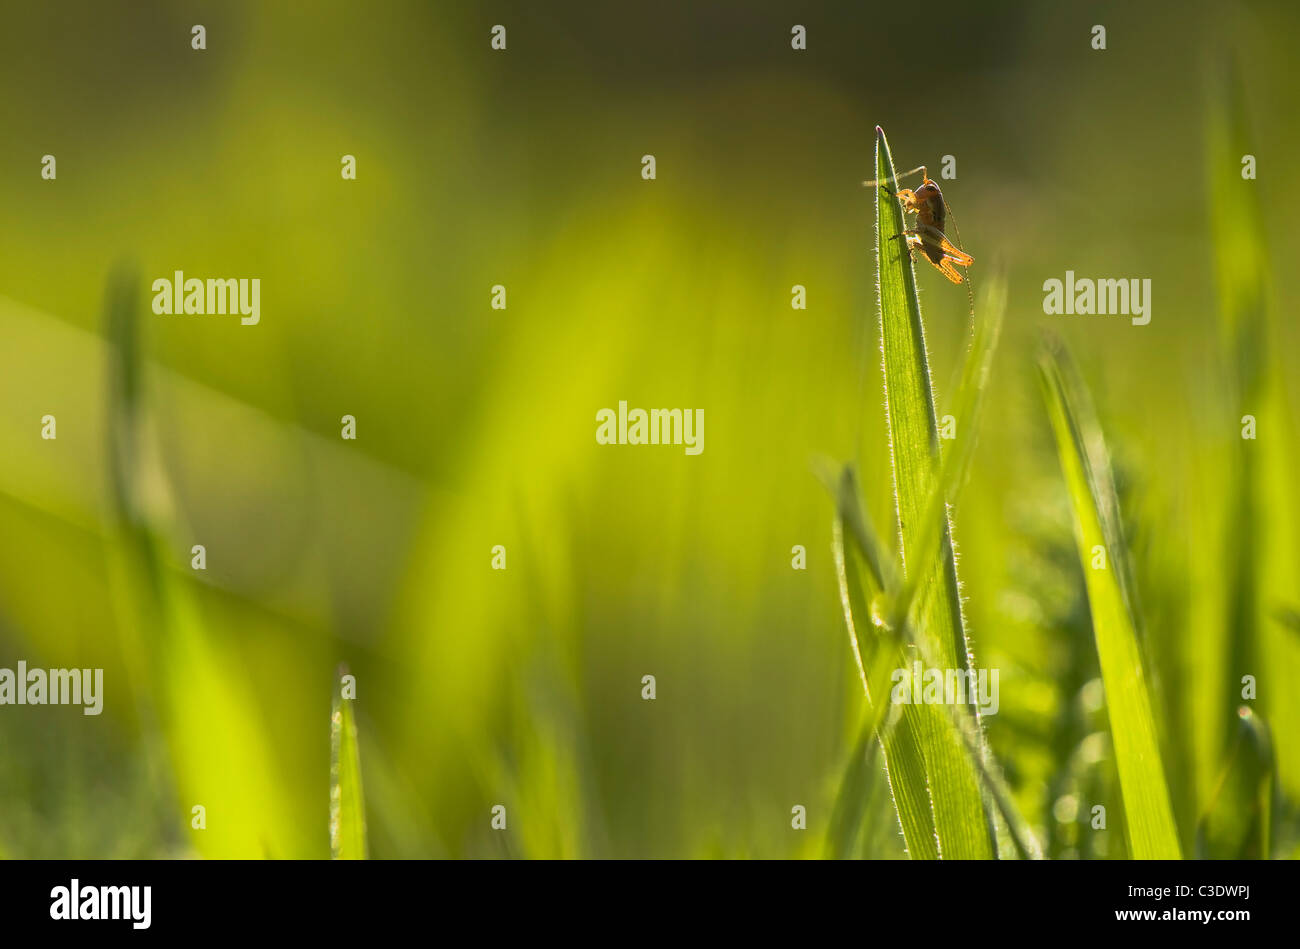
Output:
[
  {"xmin": 874, "ymin": 127, "xmax": 993, "ymax": 858},
  {"xmin": 1038, "ymin": 337, "xmax": 1181, "ymax": 859},
  {"xmin": 330, "ymin": 664, "xmax": 368, "ymax": 859}
]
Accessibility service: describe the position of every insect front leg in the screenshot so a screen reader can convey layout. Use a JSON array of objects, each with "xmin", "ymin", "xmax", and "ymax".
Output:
[{"xmin": 886, "ymin": 230, "xmax": 924, "ymax": 265}]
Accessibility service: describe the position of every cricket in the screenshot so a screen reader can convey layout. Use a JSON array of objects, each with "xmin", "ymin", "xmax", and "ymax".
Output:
[{"xmin": 865, "ymin": 164, "xmax": 974, "ymax": 286}]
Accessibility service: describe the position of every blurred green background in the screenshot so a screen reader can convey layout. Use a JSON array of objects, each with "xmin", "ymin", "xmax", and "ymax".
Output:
[{"xmin": 1, "ymin": 0, "xmax": 1298, "ymax": 858}]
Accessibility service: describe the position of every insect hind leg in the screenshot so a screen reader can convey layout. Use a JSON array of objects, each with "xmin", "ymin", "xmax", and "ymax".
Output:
[{"xmin": 937, "ymin": 258, "xmax": 966, "ymax": 285}]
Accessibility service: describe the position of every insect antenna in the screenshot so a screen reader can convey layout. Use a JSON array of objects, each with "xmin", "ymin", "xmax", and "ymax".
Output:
[
  {"xmin": 862, "ymin": 165, "xmax": 928, "ymax": 190},
  {"xmin": 941, "ymin": 193, "xmax": 977, "ymax": 325}
]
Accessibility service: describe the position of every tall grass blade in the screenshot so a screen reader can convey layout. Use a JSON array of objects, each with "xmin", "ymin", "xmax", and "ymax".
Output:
[
  {"xmin": 1203, "ymin": 60, "xmax": 1293, "ymax": 857},
  {"xmin": 873, "ymin": 126, "xmax": 993, "ymax": 858},
  {"xmin": 869, "ymin": 277, "xmax": 1040, "ymax": 857},
  {"xmin": 1038, "ymin": 338, "xmax": 1182, "ymax": 859}
]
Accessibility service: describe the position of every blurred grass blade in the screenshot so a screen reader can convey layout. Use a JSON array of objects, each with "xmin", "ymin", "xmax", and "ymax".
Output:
[
  {"xmin": 103, "ymin": 264, "xmax": 293, "ymax": 858},
  {"xmin": 936, "ymin": 678, "xmax": 1042, "ymax": 859},
  {"xmin": 1197, "ymin": 707, "xmax": 1274, "ymax": 858},
  {"xmin": 874, "ymin": 126, "xmax": 993, "ymax": 858},
  {"xmin": 1038, "ymin": 337, "xmax": 1181, "ymax": 859},
  {"xmin": 1239, "ymin": 708, "xmax": 1274, "ymax": 859},
  {"xmin": 330, "ymin": 665, "xmax": 368, "ymax": 859},
  {"xmin": 835, "ymin": 466, "xmax": 895, "ymax": 593},
  {"xmin": 831, "ymin": 502, "xmax": 937, "ymax": 859},
  {"xmin": 1207, "ymin": 61, "xmax": 1267, "ymax": 392},
  {"xmin": 824, "ymin": 713, "xmax": 879, "ymax": 858},
  {"xmin": 1205, "ymin": 61, "xmax": 1288, "ymax": 857}
]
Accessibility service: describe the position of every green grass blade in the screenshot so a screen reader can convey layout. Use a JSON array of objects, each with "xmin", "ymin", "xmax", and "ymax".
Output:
[
  {"xmin": 831, "ymin": 488, "xmax": 1043, "ymax": 858},
  {"xmin": 1204, "ymin": 61, "xmax": 1286, "ymax": 858},
  {"xmin": 330, "ymin": 665, "xmax": 368, "ymax": 859},
  {"xmin": 874, "ymin": 126, "xmax": 993, "ymax": 858},
  {"xmin": 866, "ymin": 279, "xmax": 1042, "ymax": 857},
  {"xmin": 103, "ymin": 266, "xmax": 294, "ymax": 858},
  {"xmin": 823, "ymin": 714, "xmax": 879, "ymax": 858},
  {"xmin": 880, "ymin": 279, "xmax": 1041, "ymax": 858},
  {"xmin": 830, "ymin": 403, "xmax": 1042, "ymax": 858},
  {"xmin": 1038, "ymin": 338, "xmax": 1181, "ymax": 859},
  {"xmin": 835, "ymin": 466, "xmax": 896, "ymax": 594},
  {"xmin": 831, "ymin": 506, "xmax": 938, "ymax": 859},
  {"xmin": 886, "ymin": 278, "xmax": 1003, "ymax": 633},
  {"xmin": 934, "ymin": 680, "xmax": 1042, "ymax": 860},
  {"xmin": 1206, "ymin": 62, "xmax": 1268, "ymax": 393},
  {"xmin": 848, "ymin": 530, "xmax": 1042, "ymax": 860},
  {"xmin": 1239, "ymin": 708, "xmax": 1275, "ymax": 859},
  {"xmin": 1197, "ymin": 706, "xmax": 1274, "ymax": 858}
]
